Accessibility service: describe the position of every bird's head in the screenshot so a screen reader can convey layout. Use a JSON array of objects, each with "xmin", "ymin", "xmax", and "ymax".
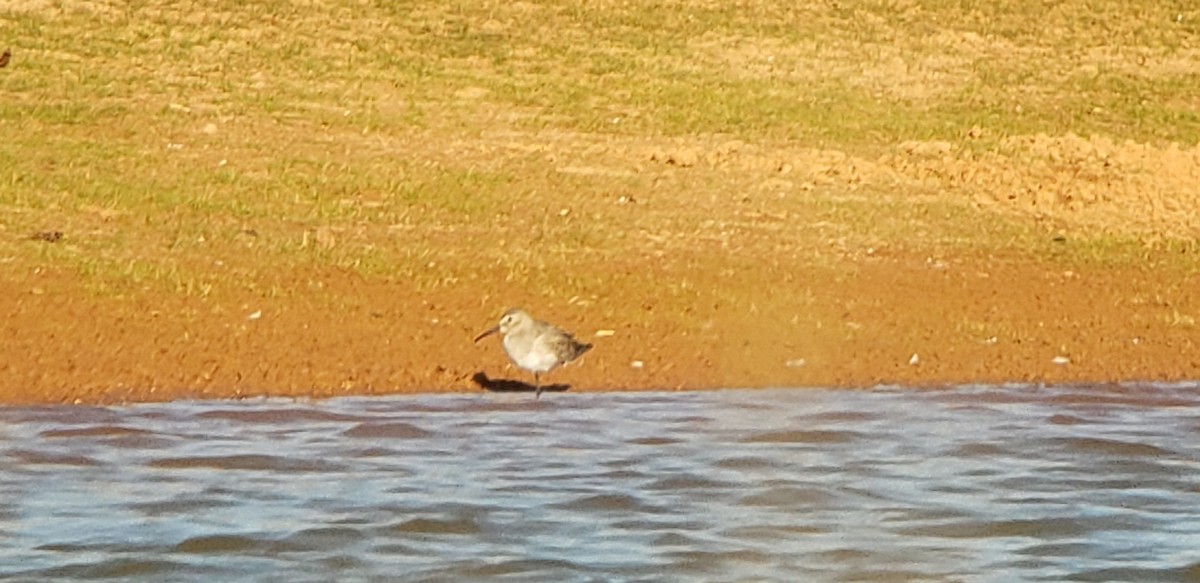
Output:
[{"xmin": 473, "ymin": 308, "xmax": 530, "ymax": 342}]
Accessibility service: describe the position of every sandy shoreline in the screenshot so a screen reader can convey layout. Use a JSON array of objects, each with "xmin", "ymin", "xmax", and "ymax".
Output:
[{"xmin": 5, "ymin": 249, "xmax": 1198, "ymax": 406}]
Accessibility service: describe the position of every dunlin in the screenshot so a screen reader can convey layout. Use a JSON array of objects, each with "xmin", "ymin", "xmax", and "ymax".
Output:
[{"xmin": 474, "ymin": 308, "xmax": 592, "ymax": 398}]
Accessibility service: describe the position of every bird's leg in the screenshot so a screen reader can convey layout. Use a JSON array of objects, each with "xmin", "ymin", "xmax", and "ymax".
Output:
[{"xmin": 535, "ymin": 372, "xmax": 542, "ymax": 399}]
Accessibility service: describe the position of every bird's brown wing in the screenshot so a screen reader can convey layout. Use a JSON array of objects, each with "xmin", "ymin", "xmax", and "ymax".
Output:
[{"xmin": 547, "ymin": 329, "xmax": 592, "ymax": 363}]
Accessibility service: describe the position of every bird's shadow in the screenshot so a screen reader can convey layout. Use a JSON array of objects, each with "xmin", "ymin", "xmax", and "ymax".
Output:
[{"xmin": 471, "ymin": 372, "xmax": 570, "ymax": 394}]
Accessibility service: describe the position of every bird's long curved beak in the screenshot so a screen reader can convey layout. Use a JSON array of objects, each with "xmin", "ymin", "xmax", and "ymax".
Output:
[{"xmin": 473, "ymin": 326, "xmax": 499, "ymax": 343}]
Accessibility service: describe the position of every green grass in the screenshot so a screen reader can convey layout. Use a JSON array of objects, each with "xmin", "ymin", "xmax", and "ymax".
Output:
[
  {"xmin": 6, "ymin": 0, "xmax": 1199, "ymax": 143},
  {"xmin": 2, "ymin": 0, "xmax": 1199, "ymax": 294}
]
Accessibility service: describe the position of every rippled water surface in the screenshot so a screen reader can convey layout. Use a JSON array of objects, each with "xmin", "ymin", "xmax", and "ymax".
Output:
[{"xmin": 2, "ymin": 385, "xmax": 1199, "ymax": 581}]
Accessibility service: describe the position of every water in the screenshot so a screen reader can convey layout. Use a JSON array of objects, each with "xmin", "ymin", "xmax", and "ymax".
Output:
[{"xmin": 1, "ymin": 384, "xmax": 1198, "ymax": 582}]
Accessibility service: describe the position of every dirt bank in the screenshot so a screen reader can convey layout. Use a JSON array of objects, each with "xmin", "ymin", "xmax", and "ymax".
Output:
[{"xmin": 5, "ymin": 130, "xmax": 1200, "ymax": 405}]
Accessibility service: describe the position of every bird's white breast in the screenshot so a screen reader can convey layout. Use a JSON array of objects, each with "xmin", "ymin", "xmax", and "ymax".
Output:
[{"xmin": 503, "ymin": 332, "xmax": 560, "ymax": 373}]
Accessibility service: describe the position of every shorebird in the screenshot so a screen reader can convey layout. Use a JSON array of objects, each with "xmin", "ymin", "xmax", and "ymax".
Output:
[{"xmin": 474, "ymin": 308, "xmax": 592, "ymax": 398}]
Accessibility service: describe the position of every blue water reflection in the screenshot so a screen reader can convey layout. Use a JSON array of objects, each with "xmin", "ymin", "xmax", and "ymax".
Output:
[{"xmin": 1, "ymin": 384, "xmax": 1198, "ymax": 581}]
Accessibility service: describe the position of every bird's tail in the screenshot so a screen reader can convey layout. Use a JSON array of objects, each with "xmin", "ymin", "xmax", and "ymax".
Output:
[{"xmin": 575, "ymin": 342, "xmax": 594, "ymax": 359}]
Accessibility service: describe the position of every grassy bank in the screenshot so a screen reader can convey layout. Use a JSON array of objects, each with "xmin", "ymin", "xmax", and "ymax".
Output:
[{"xmin": 3, "ymin": 1, "xmax": 1199, "ymax": 291}]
